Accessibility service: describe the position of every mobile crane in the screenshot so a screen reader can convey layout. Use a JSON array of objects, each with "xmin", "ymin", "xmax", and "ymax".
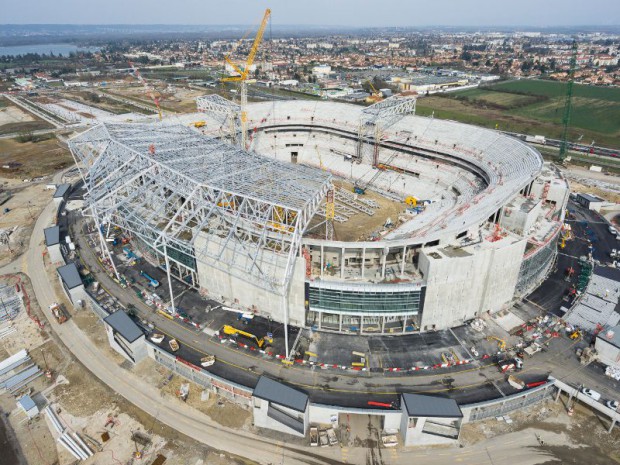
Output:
[{"xmin": 221, "ymin": 325, "xmax": 273, "ymax": 349}]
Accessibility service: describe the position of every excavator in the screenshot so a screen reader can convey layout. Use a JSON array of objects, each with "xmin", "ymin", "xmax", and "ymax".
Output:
[
  {"xmin": 487, "ymin": 335, "xmax": 507, "ymax": 351},
  {"xmin": 221, "ymin": 325, "xmax": 273, "ymax": 349}
]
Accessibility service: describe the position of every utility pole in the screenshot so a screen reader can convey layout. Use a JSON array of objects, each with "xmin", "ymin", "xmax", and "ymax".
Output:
[{"xmin": 559, "ymin": 40, "xmax": 578, "ymax": 161}]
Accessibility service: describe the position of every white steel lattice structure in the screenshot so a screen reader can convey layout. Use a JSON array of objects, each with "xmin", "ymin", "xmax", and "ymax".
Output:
[
  {"xmin": 196, "ymin": 95, "xmax": 241, "ymax": 144},
  {"xmin": 357, "ymin": 95, "xmax": 417, "ymax": 166},
  {"xmin": 69, "ymin": 122, "xmax": 332, "ymax": 296}
]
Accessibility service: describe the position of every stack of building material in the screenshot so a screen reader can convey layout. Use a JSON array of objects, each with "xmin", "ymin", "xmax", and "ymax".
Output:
[
  {"xmin": 45, "ymin": 406, "xmax": 93, "ymax": 461},
  {"xmin": 0, "ymin": 349, "xmax": 42, "ymax": 393},
  {"xmin": 0, "ymin": 284, "xmax": 22, "ymax": 324}
]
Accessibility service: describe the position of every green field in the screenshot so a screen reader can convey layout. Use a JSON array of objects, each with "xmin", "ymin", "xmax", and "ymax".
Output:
[{"xmin": 422, "ymin": 79, "xmax": 620, "ymax": 148}]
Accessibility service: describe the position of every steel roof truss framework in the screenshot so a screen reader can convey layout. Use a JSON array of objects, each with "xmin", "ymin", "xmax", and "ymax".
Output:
[
  {"xmin": 69, "ymin": 123, "xmax": 330, "ymax": 295},
  {"xmin": 357, "ymin": 95, "xmax": 417, "ymax": 165}
]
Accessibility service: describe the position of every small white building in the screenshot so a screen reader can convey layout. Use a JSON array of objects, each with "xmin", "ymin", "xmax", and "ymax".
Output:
[
  {"xmin": 17, "ymin": 395, "xmax": 39, "ymax": 419},
  {"xmin": 56, "ymin": 263, "xmax": 87, "ymax": 305},
  {"xmin": 595, "ymin": 326, "xmax": 620, "ymax": 368},
  {"xmin": 103, "ymin": 310, "xmax": 147, "ymax": 363},
  {"xmin": 44, "ymin": 226, "xmax": 63, "ymax": 264},
  {"xmin": 252, "ymin": 376, "xmax": 309, "ymax": 437},
  {"xmin": 400, "ymin": 393, "xmax": 463, "ymax": 446}
]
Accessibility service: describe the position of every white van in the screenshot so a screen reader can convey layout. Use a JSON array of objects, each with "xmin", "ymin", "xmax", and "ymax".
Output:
[{"xmin": 582, "ymin": 388, "xmax": 601, "ymax": 401}]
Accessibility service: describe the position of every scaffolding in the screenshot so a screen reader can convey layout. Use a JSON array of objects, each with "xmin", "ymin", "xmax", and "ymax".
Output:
[{"xmin": 69, "ymin": 122, "xmax": 332, "ymax": 297}]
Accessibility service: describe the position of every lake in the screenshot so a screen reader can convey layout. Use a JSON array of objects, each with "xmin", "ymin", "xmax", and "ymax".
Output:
[{"xmin": 0, "ymin": 43, "xmax": 100, "ymax": 57}]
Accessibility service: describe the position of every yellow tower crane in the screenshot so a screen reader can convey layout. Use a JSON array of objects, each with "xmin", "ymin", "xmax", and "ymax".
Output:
[{"xmin": 221, "ymin": 8, "xmax": 271, "ymax": 149}]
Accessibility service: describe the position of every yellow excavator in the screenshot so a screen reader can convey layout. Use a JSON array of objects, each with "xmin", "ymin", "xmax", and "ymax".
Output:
[
  {"xmin": 222, "ymin": 325, "xmax": 273, "ymax": 349},
  {"xmin": 404, "ymin": 196, "xmax": 417, "ymax": 207},
  {"xmin": 487, "ymin": 336, "xmax": 507, "ymax": 351}
]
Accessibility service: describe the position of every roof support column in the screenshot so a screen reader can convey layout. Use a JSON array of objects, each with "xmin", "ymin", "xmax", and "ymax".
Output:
[
  {"xmin": 400, "ymin": 246, "xmax": 407, "ymax": 278},
  {"xmin": 163, "ymin": 238, "xmax": 176, "ymax": 317},
  {"xmin": 361, "ymin": 247, "xmax": 366, "ymax": 279},
  {"xmin": 340, "ymin": 247, "xmax": 345, "ymax": 279},
  {"xmin": 282, "ymin": 294, "xmax": 289, "ymax": 359}
]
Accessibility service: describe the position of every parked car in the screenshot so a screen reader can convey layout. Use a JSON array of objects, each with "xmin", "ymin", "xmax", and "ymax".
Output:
[
  {"xmin": 609, "ymin": 226, "xmax": 617, "ymax": 235},
  {"xmin": 582, "ymin": 388, "xmax": 601, "ymax": 401},
  {"xmin": 606, "ymin": 400, "xmax": 619, "ymax": 411}
]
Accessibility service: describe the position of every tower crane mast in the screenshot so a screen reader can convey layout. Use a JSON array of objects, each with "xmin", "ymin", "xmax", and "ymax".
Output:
[
  {"xmin": 559, "ymin": 41, "xmax": 578, "ymax": 161},
  {"xmin": 221, "ymin": 8, "xmax": 271, "ymax": 149}
]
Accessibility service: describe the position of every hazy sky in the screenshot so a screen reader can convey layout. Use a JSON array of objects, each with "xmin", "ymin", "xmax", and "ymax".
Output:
[{"xmin": 3, "ymin": 0, "xmax": 619, "ymax": 27}]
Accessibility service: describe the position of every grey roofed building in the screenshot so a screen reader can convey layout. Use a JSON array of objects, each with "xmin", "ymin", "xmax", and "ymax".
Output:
[
  {"xmin": 253, "ymin": 376, "xmax": 309, "ymax": 412},
  {"xmin": 53, "ymin": 183, "xmax": 71, "ymax": 199},
  {"xmin": 44, "ymin": 226, "xmax": 60, "ymax": 246},
  {"xmin": 578, "ymin": 193, "xmax": 604, "ymax": 203},
  {"xmin": 103, "ymin": 311, "xmax": 143, "ymax": 343},
  {"xmin": 57, "ymin": 263, "xmax": 83, "ymax": 289},
  {"xmin": 17, "ymin": 395, "xmax": 36, "ymax": 412},
  {"xmin": 401, "ymin": 393, "xmax": 463, "ymax": 418}
]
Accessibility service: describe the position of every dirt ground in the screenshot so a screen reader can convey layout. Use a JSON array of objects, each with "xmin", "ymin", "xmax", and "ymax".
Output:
[
  {"xmin": 0, "ymin": 270, "xmax": 261, "ymax": 465},
  {"xmin": 0, "ymin": 100, "xmax": 52, "ymax": 136},
  {"xmin": 460, "ymin": 396, "xmax": 620, "ymax": 464},
  {"xmin": 306, "ymin": 180, "xmax": 405, "ymax": 242},
  {"xmin": 0, "ymin": 179, "xmax": 54, "ymax": 267},
  {"xmin": 107, "ymin": 84, "xmax": 204, "ymax": 113},
  {"xmin": 0, "ymin": 138, "xmax": 73, "ymax": 179}
]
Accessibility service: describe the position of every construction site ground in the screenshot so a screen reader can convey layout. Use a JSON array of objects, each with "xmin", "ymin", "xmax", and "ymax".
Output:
[
  {"xmin": 58, "ymin": 90, "xmax": 153, "ymax": 116},
  {"xmin": 460, "ymin": 395, "xmax": 620, "ymax": 464},
  {"xmin": 0, "ymin": 270, "xmax": 265, "ymax": 465},
  {"xmin": 103, "ymin": 84, "xmax": 206, "ymax": 114},
  {"xmin": 0, "ymin": 98, "xmax": 53, "ymax": 136},
  {"xmin": 0, "ymin": 137, "xmax": 72, "ymax": 179},
  {"xmin": 0, "ymin": 178, "xmax": 55, "ymax": 268},
  {"xmin": 305, "ymin": 179, "xmax": 405, "ymax": 243}
]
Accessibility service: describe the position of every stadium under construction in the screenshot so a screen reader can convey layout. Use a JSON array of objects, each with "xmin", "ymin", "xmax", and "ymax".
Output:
[{"xmin": 68, "ymin": 95, "xmax": 569, "ymax": 343}]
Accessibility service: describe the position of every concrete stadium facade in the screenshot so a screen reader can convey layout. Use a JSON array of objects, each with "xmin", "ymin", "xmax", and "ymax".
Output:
[{"xmin": 70, "ymin": 99, "xmax": 569, "ymax": 337}]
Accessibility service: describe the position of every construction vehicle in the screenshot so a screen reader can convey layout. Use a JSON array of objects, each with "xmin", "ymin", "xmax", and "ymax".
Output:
[
  {"xmin": 221, "ymin": 8, "xmax": 271, "ymax": 149},
  {"xmin": 49, "ymin": 303, "xmax": 67, "ymax": 324},
  {"xmin": 487, "ymin": 336, "xmax": 507, "ymax": 351},
  {"xmin": 404, "ymin": 196, "xmax": 417, "ymax": 207},
  {"xmin": 364, "ymin": 79, "xmax": 383, "ymax": 103},
  {"xmin": 139, "ymin": 270, "xmax": 160, "ymax": 288},
  {"xmin": 192, "ymin": 121, "xmax": 206, "ymax": 128},
  {"xmin": 523, "ymin": 342, "xmax": 542, "ymax": 357},
  {"xmin": 221, "ymin": 325, "xmax": 273, "ymax": 349},
  {"xmin": 569, "ymin": 329, "xmax": 582, "ymax": 340},
  {"xmin": 168, "ymin": 339, "xmax": 179, "ymax": 352},
  {"xmin": 200, "ymin": 355, "xmax": 215, "ymax": 367},
  {"xmin": 498, "ymin": 357, "xmax": 523, "ymax": 373}
]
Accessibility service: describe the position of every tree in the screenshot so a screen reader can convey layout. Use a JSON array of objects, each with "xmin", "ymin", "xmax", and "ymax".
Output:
[{"xmin": 461, "ymin": 51, "xmax": 473, "ymax": 61}]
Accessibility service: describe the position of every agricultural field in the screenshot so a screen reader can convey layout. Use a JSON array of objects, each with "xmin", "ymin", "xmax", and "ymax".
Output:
[{"xmin": 420, "ymin": 79, "xmax": 620, "ymax": 148}]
